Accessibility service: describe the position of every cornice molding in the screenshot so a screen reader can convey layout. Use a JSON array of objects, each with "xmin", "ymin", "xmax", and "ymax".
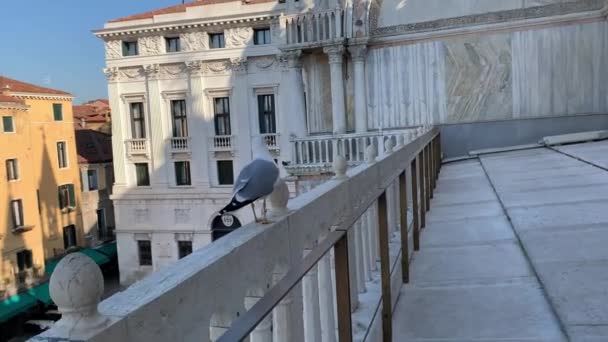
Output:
[{"xmin": 12, "ymin": 93, "xmax": 74, "ymax": 101}]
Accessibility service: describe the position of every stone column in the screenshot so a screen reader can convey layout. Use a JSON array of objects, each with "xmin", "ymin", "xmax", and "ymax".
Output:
[
  {"xmin": 273, "ymin": 271, "xmax": 304, "ymax": 341},
  {"xmin": 317, "ymin": 251, "xmax": 337, "ymax": 342},
  {"xmin": 104, "ymin": 68, "xmax": 126, "ymax": 186},
  {"xmin": 244, "ymin": 295, "xmax": 273, "ymax": 342},
  {"xmin": 302, "ymin": 249, "xmax": 322, "ymax": 342},
  {"xmin": 323, "ymin": 45, "xmax": 347, "ymax": 135},
  {"xmin": 349, "ymin": 45, "xmax": 368, "ymax": 134},
  {"xmin": 279, "ymin": 50, "xmax": 307, "ymax": 162},
  {"xmin": 186, "ymin": 61, "xmax": 210, "ymax": 187},
  {"xmin": 144, "ymin": 64, "xmax": 169, "ymax": 186}
]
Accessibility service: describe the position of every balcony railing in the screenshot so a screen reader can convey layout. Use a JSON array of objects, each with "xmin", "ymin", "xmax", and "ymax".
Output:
[
  {"xmin": 170, "ymin": 137, "xmax": 191, "ymax": 154},
  {"xmin": 35, "ymin": 126, "xmax": 441, "ymax": 342},
  {"xmin": 210, "ymin": 135, "xmax": 235, "ymax": 152},
  {"xmin": 288, "ymin": 128, "xmax": 419, "ymax": 174},
  {"xmin": 282, "ymin": 7, "xmax": 345, "ymax": 46},
  {"xmin": 260, "ymin": 133, "xmax": 280, "ymax": 151},
  {"xmin": 125, "ymin": 139, "xmax": 149, "ymax": 157}
]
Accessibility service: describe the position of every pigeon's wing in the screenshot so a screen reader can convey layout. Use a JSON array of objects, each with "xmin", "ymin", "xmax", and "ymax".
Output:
[{"xmin": 234, "ymin": 159, "xmax": 279, "ymax": 202}]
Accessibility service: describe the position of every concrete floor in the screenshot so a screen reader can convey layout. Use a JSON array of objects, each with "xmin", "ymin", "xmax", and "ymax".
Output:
[{"xmin": 393, "ymin": 141, "xmax": 608, "ymax": 341}]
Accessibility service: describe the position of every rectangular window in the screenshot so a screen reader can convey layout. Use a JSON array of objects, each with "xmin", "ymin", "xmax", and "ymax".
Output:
[
  {"xmin": 97, "ymin": 209, "xmax": 107, "ymax": 240},
  {"xmin": 63, "ymin": 225, "xmax": 77, "ymax": 249},
  {"xmin": 178, "ymin": 241, "xmax": 193, "ymax": 259},
  {"xmin": 16, "ymin": 250, "xmax": 33, "ymax": 272},
  {"xmin": 87, "ymin": 169, "xmax": 98, "ymax": 191},
  {"xmin": 166, "ymin": 37, "xmax": 180, "ymax": 52},
  {"xmin": 175, "ymin": 161, "xmax": 191, "ymax": 186},
  {"xmin": 2, "ymin": 116, "xmax": 14, "ymax": 133},
  {"xmin": 171, "ymin": 100, "xmax": 188, "ymax": 138},
  {"xmin": 130, "ymin": 102, "xmax": 146, "ymax": 139},
  {"xmin": 11, "ymin": 199, "xmax": 24, "ymax": 229},
  {"xmin": 217, "ymin": 160, "xmax": 234, "ymax": 185},
  {"xmin": 135, "ymin": 163, "xmax": 150, "ymax": 186},
  {"xmin": 138, "ymin": 240, "xmax": 152, "ymax": 266},
  {"xmin": 57, "ymin": 141, "xmax": 68, "ymax": 168},
  {"xmin": 6, "ymin": 158, "xmax": 18, "ymax": 181},
  {"xmin": 209, "ymin": 33, "xmax": 225, "ymax": 49},
  {"xmin": 122, "ymin": 40, "xmax": 139, "ymax": 56},
  {"xmin": 58, "ymin": 184, "xmax": 76, "ymax": 210},
  {"xmin": 53, "ymin": 103, "xmax": 63, "ymax": 121},
  {"xmin": 254, "ymin": 28, "xmax": 271, "ymax": 45},
  {"xmin": 257, "ymin": 94, "xmax": 276, "ymax": 134},
  {"xmin": 213, "ymin": 97, "xmax": 231, "ymax": 136}
]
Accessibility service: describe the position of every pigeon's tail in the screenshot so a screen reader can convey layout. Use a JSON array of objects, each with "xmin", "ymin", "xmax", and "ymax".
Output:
[{"xmin": 219, "ymin": 196, "xmax": 257, "ymax": 215}]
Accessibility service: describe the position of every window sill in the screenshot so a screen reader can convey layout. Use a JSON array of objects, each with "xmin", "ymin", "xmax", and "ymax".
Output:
[
  {"xmin": 8, "ymin": 179, "xmax": 20, "ymax": 183},
  {"xmin": 60, "ymin": 207, "xmax": 76, "ymax": 214},
  {"xmin": 171, "ymin": 185, "xmax": 194, "ymax": 189},
  {"xmin": 12, "ymin": 225, "xmax": 35, "ymax": 233}
]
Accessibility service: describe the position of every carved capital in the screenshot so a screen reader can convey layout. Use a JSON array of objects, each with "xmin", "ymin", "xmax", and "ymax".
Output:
[
  {"xmin": 230, "ymin": 57, "xmax": 249, "ymax": 74},
  {"xmin": 323, "ymin": 45, "xmax": 345, "ymax": 64},
  {"xmin": 278, "ymin": 50, "xmax": 302, "ymax": 70},
  {"xmin": 348, "ymin": 45, "xmax": 368, "ymax": 63},
  {"xmin": 103, "ymin": 67, "xmax": 120, "ymax": 82},
  {"xmin": 143, "ymin": 64, "xmax": 161, "ymax": 79},
  {"xmin": 186, "ymin": 60, "xmax": 206, "ymax": 76}
]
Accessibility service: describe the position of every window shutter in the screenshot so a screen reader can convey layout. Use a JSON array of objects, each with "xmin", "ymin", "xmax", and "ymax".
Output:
[
  {"xmin": 122, "ymin": 42, "xmax": 128, "ymax": 56},
  {"xmin": 2, "ymin": 116, "xmax": 13, "ymax": 132},
  {"xmin": 53, "ymin": 104, "xmax": 63, "ymax": 121},
  {"xmin": 68, "ymin": 184, "xmax": 76, "ymax": 207},
  {"xmin": 58, "ymin": 186, "xmax": 63, "ymax": 207}
]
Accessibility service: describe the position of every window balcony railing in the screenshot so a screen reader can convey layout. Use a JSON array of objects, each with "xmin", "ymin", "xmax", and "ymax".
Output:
[
  {"xmin": 125, "ymin": 139, "xmax": 149, "ymax": 157},
  {"xmin": 281, "ymin": 7, "xmax": 345, "ymax": 47},
  {"xmin": 210, "ymin": 135, "xmax": 235, "ymax": 152},
  {"xmin": 260, "ymin": 133, "xmax": 280, "ymax": 151},
  {"xmin": 35, "ymin": 126, "xmax": 441, "ymax": 342},
  {"xmin": 170, "ymin": 137, "xmax": 191, "ymax": 154}
]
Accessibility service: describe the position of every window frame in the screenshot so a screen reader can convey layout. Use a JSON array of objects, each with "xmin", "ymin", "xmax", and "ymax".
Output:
[
  {"xmin": 11, "ymin": 199, "xmax": 24, "ymax": 229},
  {"xmin": 174, "ymin": 161, "xmax": 192, "ymax": 186},
  {"xmin": 177, "ymin": 240, "xmax": 193, "ymax": 259},
  {"xmin": 53, "ymin": 103, "xmax": 63, "ymax": 121},
  {"xmin": 87, "ymin": 169, "xmax": 99, "ymax": 191},
  {"xmin": 257, "ymin": 94, "xmax": 277, "ymax": 134},
  {"xmin": 122, "ymin": 40, "xmax": 139, "ymax": 56},
  {"xmin": 137, "ymin": 240, "xmax": 153, "ymax": 266},
  {"xmin": 217, "ymin": 160, "xmax": 234, "ymax": 186},
  {"xmin": 57, "ymin": 141, "xmax": 68, "ymax": 169},
  {"xmin": 58, "ymin": 184, "xmax": 76, "ymax": 210},
  {"xmin": 2, "ymin": 116, "xmax": 14, "ymax": 133},
  {"xmin": 6, "ymin": 158, "xmax": 19, "ymax": 181},
  {"xmin": 129, "ymin": 102, "xmax": 146, "ymax": 139},
  {"xmin": 213, "ymin": 97, "xmax": 231, "ymax": 136},
  {"xmin": 209, "ymin": 32, "xmax": 225, "ymax": 49},
  {"xmin": 16, "ymin": 250, "xmax": 33, "ymax": 272},
  {"xmin": 165, "ymin": 36, "xmax": 181, "ymax": 53},
  {"xmin": 170, "ymin": 99, "xmax": 188, "ymax": 138},
  {"xmin": 253, "ymin": 27, "xmax": 271, "ymax": 45},
  {"xmin": 135, "ymin": 163, "xmax": 151, "ymax": 187}
]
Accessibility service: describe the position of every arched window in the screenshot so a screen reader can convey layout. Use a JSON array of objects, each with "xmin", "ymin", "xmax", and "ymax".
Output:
[{"xmin": 211, "ymin": 214, "xmax": 242, "ymax": 241}]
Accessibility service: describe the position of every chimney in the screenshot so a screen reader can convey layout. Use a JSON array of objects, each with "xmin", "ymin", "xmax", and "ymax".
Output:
[
  {"xmin": 1, "ymin": 85, "xmax": 10, "ymax": 96},
  {"xmin": 80, "ymin": 117, "xmax": 86, "ymax": 129}
]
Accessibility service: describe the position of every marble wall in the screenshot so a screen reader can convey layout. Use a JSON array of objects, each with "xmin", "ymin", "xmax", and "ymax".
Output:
[
  {"xmin": 366, "ymin": 20, "xmax": 608, "ymax": 126},
  {"xmin": 303, "ymin": 53, "xmax": 334, "ymax": 133}
]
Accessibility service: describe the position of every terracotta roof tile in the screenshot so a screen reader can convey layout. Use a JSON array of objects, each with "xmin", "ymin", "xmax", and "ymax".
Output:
[
  {"xmin": 0, "ymin": 76, "xmax": 71, "ymax": 96},
  {"xmin": 109, "ymin": 0, "xmax": 275, "ymax": 23},
  {"xmin": 75, "ymin": 129, "xmax": 113, "ymax": 164}
]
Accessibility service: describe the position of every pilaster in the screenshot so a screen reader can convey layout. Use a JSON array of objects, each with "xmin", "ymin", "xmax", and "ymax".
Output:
[
  {"xmin": 104, "ymin": 67, "xmax": 127, "ymax": 187},
  {"xmin": 349, "ymin": 44, "xmax": 369, "ymax": 133},
  {"xmin": 186, "ymin": 61, "xmax": 210, "ymax": 187},
  {"xmin": 144, "ymin": 64, "xmax": 169, "ymax": 186},
  {"xmin": 323, "ymin": 45, "xmax": 347, "ymax": 135}
]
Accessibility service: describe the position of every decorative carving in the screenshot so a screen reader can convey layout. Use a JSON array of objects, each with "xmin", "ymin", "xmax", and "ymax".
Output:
[
  {"xmin": 105, "ymin": 40, "xmax": 122, "ymax": 59},
  {"xmin": 186, "ymin": 60, "xmax": 206, "ymax": 76},
  {"xmin": 323, "ymin": 45, "xmax": 345, "ymax": 64},
  {"xmin": 252, "ymin": 56, "xmax": 277, "ymax": 70},
  {"xmin": 230, "ymin": 57, "xmax": 248, "ymax": 74},
  {"xmin": 348, "ymin": 45, "xmax": 368, "ymax": 63},
  {"xmin": 143, "ymin": 64, "xmax": 161, "ymax": 80},
  {"xmin": 206, "ymin": 60, "xmax": 231, "ymax": 74},
  {"xmin": 120, "ymin": 67, "xmax": 145, "ymax": 81},
  {"xmin": 180, "ymin": 31, "xmax": 208, "ymax": 51},
  {"xmin": 103, "ymin": 67, "xmax": 120, "ymax": 82},
  {"xmin": 369, "ymin": 0, "xmax": 383, "ymax": 34},
  {"xmin": 174, "ymin": 208, "xmax": 191, "ymax": 224},
  {"xmin": 139, "ymin": 36, "xmax": 163, "ymax": 56},
  {"xmin": 278, "ymin": 50, "xmax": 303, "ymax": 70},
  {"xmin": 160, "ymin": 63, "xmax": 187, "ymax": 79},
  {"xmin": 226, "ymin": 27, "xmax": 253, "ymax": 47}
]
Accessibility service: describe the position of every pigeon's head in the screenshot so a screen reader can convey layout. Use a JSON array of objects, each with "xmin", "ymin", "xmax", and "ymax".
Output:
[{"xmin": 253, "ymin": 135, "xmax": 273, "ymax": 161}]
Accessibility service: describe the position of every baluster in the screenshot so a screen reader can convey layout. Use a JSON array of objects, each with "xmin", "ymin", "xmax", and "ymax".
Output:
[
  {"xmin": 303, "ymin": 249, "xmax": 322, "ymax": 342},
  {"xmin": 331, "ymin": 139, "xmax": 338, "ymax": 163},
  {"xmin": 324, "ymin": 140, "xmax": 330, "ymax": 164},
  {"xmin": 245, "ymin": 294, "xmax": 273, "ymax": 342},
  {"xmin": 328, "ymin": 13, "xmax": 334, "ymax": 40},
  {"xmin": 312, "ymin": 141, "xmax": 318, "ymax": 164},
  {"xmin": 299, "ymin": 141, "xmax": 305, "ymax": 165},
  {"xmin": 272, "ymin": 270, "xmax": 304, "ymax": 341},
  {"xmin": 318, "ymin": 244, "xmax": 337, "ymax": 342}
]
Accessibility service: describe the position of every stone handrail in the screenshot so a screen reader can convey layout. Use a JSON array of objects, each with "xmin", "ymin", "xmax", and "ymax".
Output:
[{"xmin": 34, "ymin": 125, "xmax": 440, "ymax": 342}]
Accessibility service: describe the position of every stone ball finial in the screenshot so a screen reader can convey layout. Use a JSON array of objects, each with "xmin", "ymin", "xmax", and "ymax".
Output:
[
  {"xmin": 365, "ymin": 144, "xmax": 377, "ymax": 164},
  {"xmin": 46, "ymin": 252, "xmax": 108, "ymax": 339},
  {"xmin": 384, "ymin": 138, "xmax": 395, "ymax": 154},
  {"xmin": 269, "ymin": 178, "xmax": 289, "ymax": 218},
  {"xmin": 333, "ymin": 155, "xmax": 348, "ymax": 180}
]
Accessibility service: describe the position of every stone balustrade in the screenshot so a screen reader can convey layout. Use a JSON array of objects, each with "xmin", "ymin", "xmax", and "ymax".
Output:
[
  {"xmin": 281, "ymin": 7, "xmax": 345, "ymax": 47},
  {"xmin": 125, "ymin": 138, "xmax": 149, "ymax": 158},
  {"xmin": 33, "ymin": 125, "xmax": 438, "ymax": 342}
]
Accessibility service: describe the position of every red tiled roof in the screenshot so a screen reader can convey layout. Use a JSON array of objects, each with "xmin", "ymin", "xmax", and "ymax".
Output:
[
  {"xmin": 0, "ymin": 76, "xmax": 71, "ymax": 96},
  {"xmin": 75, "ymin": 129, "xmax": 113, "ymax": 164},
  {"xmin": 83, "ymin": 99, "xmax": 109, "ymax": 106},
  {"xmin": 73, "ymin": 105, "xmax": 98, "ymax": 118},
  {"xmin": 0, "ymin": 94, "xmax": 25, "ymax": 104},
  {"xmin": 86, "ymin": 114, "xmax": 108, "ymax": 123},
  {"xmin": 109, "ymin": 0, "xmax": 274, "ymax": 23}
]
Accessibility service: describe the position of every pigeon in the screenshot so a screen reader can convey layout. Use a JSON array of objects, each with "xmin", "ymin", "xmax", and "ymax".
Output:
[{"xmin": 219, "ymin": 136, "xmax": 280, "ymax": 223}]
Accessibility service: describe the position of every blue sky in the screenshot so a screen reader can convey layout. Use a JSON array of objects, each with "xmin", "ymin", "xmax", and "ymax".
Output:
[{"xmin": 0, "ymin": 1, "xmax": 183, "ymax": 103}]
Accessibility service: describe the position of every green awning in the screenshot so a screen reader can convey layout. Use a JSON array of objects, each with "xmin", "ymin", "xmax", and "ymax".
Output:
[
  {"xmin": 44, "ymin": 259, "xmax": 60, "ymax": 275},
  {"xmin": 95, "ymin": 242, "xmax": 117, "ymax": 257},
  {"xmin": 27, "ymin": 282, "xmax": 52, "ymax": 306},
  {"xmin": 0, "ymin": 293, "xmax": 38, "ymax": 323},
  {"xmin": 78, "ymin": 249, "xmax": 110, "ymax": 266}
]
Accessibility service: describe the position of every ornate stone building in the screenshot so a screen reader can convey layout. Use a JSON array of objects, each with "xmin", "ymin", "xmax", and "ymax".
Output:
[{"xmin": 97, "ymin": 0, "xmax": 608, "ymax": 285}]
